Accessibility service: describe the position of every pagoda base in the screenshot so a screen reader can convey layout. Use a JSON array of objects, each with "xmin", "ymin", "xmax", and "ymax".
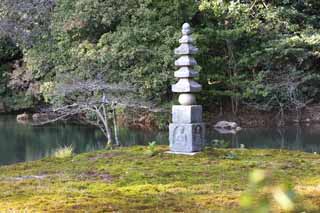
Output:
[
  {"xmin": 164, "ymin": 151, "xmax": 200, "ymax": 156},
  {"xmin": 169, "ymin": 123, "xmax": 205, "ymax": 153}
]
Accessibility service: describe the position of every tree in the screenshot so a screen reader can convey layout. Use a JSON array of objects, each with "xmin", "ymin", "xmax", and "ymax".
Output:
[
  {"xmin": 36, "ymin": 77, "xmax": 145, "ymax": 146},
  {"xmin": 0, "ymin": 0, "xmax": 55, "ymax": 47},
  {"xmin": 197, "ymin": 0, "xmax": 320, "ymax": 118}
]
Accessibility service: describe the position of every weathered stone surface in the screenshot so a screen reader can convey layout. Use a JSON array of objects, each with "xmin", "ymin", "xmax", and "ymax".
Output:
[
  {"xmin": 169, "ymin": 123, "xmax": 205, "ymax": 153},
  {"xmin": 178, "ymin": 94, "xmax": 196, "ymax": 105},
  {"xmin": 182, "ymin": 23, "xmax": 192, "ymax": 35},
  {"xmin": 175, "ymin": 56, "xmax": 197, "ymax": 67},
  {"xmin": 179, "ymin": 35, "xmax": 194, "ymax": 44},
  {"xmin": 172, "ymin": 105, "xmax": 202, "ymax": 123},
  {"xmin": 172, "ymin": 79, "xmax": 202, "ymax": 93},
  {"xmin": 175, "ymin": 43, "xmax": 198, "ymax": 55},
  {"xmin": 174, "ymin": 67, "xmax": 199, "ymax": 78}
]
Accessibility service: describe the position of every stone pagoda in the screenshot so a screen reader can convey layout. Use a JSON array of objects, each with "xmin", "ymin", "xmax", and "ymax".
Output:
[{"xmin": 169, "ymin": 23, "xmax": 205, "ymax": 154}]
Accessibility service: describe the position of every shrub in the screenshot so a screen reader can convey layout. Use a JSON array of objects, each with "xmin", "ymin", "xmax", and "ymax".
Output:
[{"xmin": 54, "ymin": 145, "xmax": 74, "ymax": 158}]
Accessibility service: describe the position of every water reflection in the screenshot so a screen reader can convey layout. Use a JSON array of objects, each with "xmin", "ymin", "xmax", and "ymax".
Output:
[
  {"xmin": 0, "ymin": 116, "xmax": 168, "ymax": 166},
  {"xmin": 209, "ymin": 125, "xmax": 320, "ymax": 153},
  {"xmin": 1, "ymin": 115, "xmax": 320, "ymax": 166},
  {"xmin": 0, "ymin": 116, "xmax": 107, "ymax": 165}
]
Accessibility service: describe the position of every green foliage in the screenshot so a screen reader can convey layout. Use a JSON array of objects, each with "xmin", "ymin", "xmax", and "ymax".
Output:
[
  {"xmin": 54, "ymin": 145, "xmax": 74, "ymax": 158},
  {"xmin": 211, "ymin": 139, "xmax": 230, "ymax": 148},
  {"xmin": 198, "ymin": 0, "xmax": 320, "ymax": 112},
  {"xmin": 145, "ymin": 141, "xmax": 158, "ymax": 156},
  {"xmin": 0, "ymin": 64, "xmax": 10, "ymax": 95},
  {"xmin": 35, "ymin": 0, "xmax": 199, "ymax": 102},
  {"xmin": 39, "ymin": 82, "xmax": 56, "ymax": 103},
  {"xmin": 0, "ymin": 147, "xmax": 319, "ymax": 211},
  {"xmin": 2, "ymin": 92, "xmax": 34, "ymax": 111},
  {"xmin": 240, "ymin": 169, "xmax": 296, "ymax": 212},
  {"xmin": 2, "ymin": 0, "xmax": 320, "ymax": 112},
  {"xmin": 0, "ymin": 37, "xmax": 20, "ymax": 63}
]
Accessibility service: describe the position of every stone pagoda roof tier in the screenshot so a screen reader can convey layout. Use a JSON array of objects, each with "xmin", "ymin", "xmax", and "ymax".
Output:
[
  {"xmin": 174, "ymin": 67, "xmax": 199, "ymax": 78},
  {"xmin": 175, "ymin": 43, "xmax": 198, "ymax": 55},
  {"xmin": 172, "ymin": 79, "xmax": 202, "ymax": 93},
  {"xmin": 175, "ymin": 56, "xmax": 197, "ymax": 67}
]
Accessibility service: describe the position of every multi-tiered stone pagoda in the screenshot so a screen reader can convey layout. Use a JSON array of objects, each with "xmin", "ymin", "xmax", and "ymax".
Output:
[{"xmin": 169, "ymin": 23, "xmax": 205, "ymax": 154}]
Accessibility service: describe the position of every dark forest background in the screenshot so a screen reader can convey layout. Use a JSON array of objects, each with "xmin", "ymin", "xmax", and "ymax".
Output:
[{"xmin": 0, "ymin": 0, "xmax": 319, "ymax": 116}]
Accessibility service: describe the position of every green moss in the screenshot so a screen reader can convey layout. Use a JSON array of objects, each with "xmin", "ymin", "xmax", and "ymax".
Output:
[{"xmin": 0, "ymin": 146, "xmax": 319, "ymax": 212}]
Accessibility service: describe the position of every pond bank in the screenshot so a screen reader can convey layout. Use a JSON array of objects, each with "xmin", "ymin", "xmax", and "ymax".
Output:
[
  {"xmin": 0, "ymin": 146, "xmax": 319, "ymax": 212},
  {"xmin": 5, "ymin": 103, "xmax": 320, "ymax": 131},
  {"xmin": 117, "ymin": 104, "xmax": 320, "ymax": 130}
]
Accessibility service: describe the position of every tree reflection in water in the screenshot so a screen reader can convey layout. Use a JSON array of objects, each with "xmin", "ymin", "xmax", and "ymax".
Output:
[{"xmin": 2, "ymin": 115, "xmax": 320, "ymax": 166}]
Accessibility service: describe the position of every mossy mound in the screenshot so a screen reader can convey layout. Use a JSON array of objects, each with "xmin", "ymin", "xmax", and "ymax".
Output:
[{"xmin": 0, "ymin": 146, "xmax": 319, "ymax": 212}]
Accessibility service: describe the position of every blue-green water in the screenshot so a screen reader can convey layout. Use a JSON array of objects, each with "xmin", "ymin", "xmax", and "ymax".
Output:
[
  {"xmin": 211, "ymin": 126, "xmax": 320, "ymax": 153},
  {"xmin": 1, "ymin": 116, "xmax": 320, "ymax": 166},
  {"xmin": 0, "ymin": 116, "xmax": 167, "ymax": 166}
]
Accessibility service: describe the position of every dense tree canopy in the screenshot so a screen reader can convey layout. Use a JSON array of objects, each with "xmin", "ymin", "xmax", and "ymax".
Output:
[{"xmin": 0, "ymin": 0, "xmax": 320, "ymax": 115}]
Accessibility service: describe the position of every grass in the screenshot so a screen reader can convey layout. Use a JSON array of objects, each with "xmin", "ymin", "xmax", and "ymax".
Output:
[
  {"xmin": 0, "ymin": 146, "xmax": 319, "ymax": 212},
  {"xmin": 53, "ymin": 145, "xmax": 74, "ymax": 158}
]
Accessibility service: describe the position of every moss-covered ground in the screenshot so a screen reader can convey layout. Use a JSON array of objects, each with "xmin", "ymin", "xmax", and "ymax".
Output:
[{"xmin": 0, "ymin": 146, "xmax": 319, "ymax": 212}]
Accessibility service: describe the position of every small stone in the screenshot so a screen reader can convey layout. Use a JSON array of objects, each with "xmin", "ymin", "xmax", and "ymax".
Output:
[{"xmin": 17, "ymin": 113, "xmax": 30, "ymax": 121}]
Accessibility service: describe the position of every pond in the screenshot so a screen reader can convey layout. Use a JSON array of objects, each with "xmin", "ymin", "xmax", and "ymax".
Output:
[
  {"xmin": 0, "ymin": 116, "xmax": 167, "ymax": 166},
  {"xmin": 1, "ymin": 116, "xmax": 320, "ymax": 166}
]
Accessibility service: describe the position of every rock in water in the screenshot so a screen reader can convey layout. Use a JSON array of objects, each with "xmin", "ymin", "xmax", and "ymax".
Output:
[
  {"xmin": 17, "ymin": 113, "xmax": 30, "ymax": 122},
  {"xmin": 214, "ymin": 121, "xmax": 239, "ymax": 130}
]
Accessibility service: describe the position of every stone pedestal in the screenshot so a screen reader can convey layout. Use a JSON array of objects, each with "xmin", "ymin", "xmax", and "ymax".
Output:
[{"xmin": 170, "ymin": 105, "xmax": 205, "ymax": 153}]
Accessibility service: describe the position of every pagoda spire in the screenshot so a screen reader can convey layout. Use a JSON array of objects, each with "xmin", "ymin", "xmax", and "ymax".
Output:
[{"xmin": 172, "ymin": 23, "xmax": 202, "ymax": 105}]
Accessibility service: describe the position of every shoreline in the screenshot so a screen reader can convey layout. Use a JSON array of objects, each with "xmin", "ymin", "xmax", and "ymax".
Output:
[{"xmin": 4, "ymin": 104, "xmax": 320, "ymax": 131}]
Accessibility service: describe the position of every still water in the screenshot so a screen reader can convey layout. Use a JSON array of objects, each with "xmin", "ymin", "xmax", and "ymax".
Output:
[
  {"xmin": 0, "ymin": 116, "xmax": 167, "ymax": 166},
  {"xmin": 1, "ymin": 116, "xmax": 320, "ymax": 166}
]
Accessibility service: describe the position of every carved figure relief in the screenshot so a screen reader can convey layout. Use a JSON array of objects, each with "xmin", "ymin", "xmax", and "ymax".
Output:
[
  {"xmin": 193, "ymin": 125, "xmax": 203, "ymax": 145},
  {"xmin": 174, "ymin": 126, "xmax": 187, "ymax": 147}
]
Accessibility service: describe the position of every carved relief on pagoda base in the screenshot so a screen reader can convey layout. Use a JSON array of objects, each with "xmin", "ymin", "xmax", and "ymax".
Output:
[{"xmin": 169, "ymin": 123, "xmax": 205, "ymax": 153}]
